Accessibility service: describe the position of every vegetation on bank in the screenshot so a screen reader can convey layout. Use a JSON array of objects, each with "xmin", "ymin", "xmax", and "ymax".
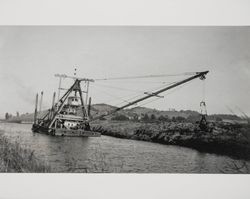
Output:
[
  {"xmin": 91, "ymin": 120, "xmax": 250, "ymax": 160},
  {"xmin": 0, "ymin": 133, "xmax": 50, "ymax": 172}
]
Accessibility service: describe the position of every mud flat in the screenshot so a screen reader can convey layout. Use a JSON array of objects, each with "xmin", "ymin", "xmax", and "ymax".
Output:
[
  {"xmin": 0, "ymin": 131, "xmax": 50, "ymax": 172},
  {"xmin": 91, "ymin": 121, "xmax": 250, "ymax": 160}
]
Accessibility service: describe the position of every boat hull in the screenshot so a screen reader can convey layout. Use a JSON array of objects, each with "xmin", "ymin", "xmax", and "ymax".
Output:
[
  {"xmin": 32, "ymin": 124, "xmax": 101, "ymax": 137},
  {"xmin": 54, "ymin": 129, "xmax": 101, "ymax": 137}
]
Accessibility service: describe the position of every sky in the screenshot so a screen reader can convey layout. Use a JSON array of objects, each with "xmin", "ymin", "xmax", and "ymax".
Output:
[{"xmin": 0, "ymin": 26, "xmax": 250, "ymax": 118}]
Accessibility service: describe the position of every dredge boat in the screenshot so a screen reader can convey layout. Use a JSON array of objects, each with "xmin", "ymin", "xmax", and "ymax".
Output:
[
  {"xmin": 32, "ymin": 70, "xmax": 209, "ymax": 137},
  {"xmin": 32, "ymin": 75, "xmax": 100, "ymax": 137}
]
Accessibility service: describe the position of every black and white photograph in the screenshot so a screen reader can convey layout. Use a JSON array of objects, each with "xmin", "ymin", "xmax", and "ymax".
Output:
[
  {"xmin": 0, "ymin": 0, "xmax": 250, "ymax": 199},
  {"xmin": 0, "ymin": 26, "xmax": 250, "ymax": 173}
]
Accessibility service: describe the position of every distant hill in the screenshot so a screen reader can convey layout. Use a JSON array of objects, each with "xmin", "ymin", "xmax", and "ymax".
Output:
[
  {"xmin": 91, "ymin": 103, "xmax": 117, "ymax": 115},
  {"xmin": 5, "ymin": 103, "xmax": 244, "ymax": 123}
]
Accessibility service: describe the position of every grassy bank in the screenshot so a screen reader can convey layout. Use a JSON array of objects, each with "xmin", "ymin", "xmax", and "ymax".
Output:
[
  {"xmin": 91, "ymin": 120, "xmax": 250, "ymax": 160},
  {"xmin": 0, "ymin": 133, "xmax": 50, "ymax": 172}
]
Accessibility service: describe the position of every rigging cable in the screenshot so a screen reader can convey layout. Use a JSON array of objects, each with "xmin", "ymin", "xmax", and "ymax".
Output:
[
  {"xmin": 93, "ymin": 82, "xmax": 146, "ymax": 93},
  {"xmin": 94, "ymin": 80, "xmax": 180, "ymax": 95},
  {"xmin": 202, "ymin": 78, "xmax": 206, "ymax": 102},
  {"xmin": 91, "ymin": 79, "xmax": 181, "ymax": 107},
  {"xmin": 91, "ymin": 73, "xmax": 198, "ymax": 111},
  {"xmin": 112, "ymin": 81, "xmax": 180, "ymax": 107},
  {"xmin": 94, "ymin": 72, "xmax": 196, "ymax": 81},
  {"xmin": 96, "ymin": 80, "xmax": 177, "ymax": 84},
  {"xmin": 134, "ymin": 79, "xmax": 193, "ymax": 108},
  {"xmin": 90, "ymin": 85, "xmax": 135, "ymax": 104},
  {"xmin": 200, "ymin": 79, "xmax": 207, "ymax": 115}
]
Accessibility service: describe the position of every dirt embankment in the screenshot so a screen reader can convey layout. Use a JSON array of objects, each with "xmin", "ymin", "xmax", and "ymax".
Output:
[
  {"xmin": 0, "ymin": 132, "xmax": 50, "ymax": 172},
  {"xmin": 91, "ymin": 121, "xmax": 250, "ymax": 160}
]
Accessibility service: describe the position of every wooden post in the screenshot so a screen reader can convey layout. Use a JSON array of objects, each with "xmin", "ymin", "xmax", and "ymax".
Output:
[
  {"xmin": 52, "ymin": 92, "xmax": 56, "ymax": 109},
  {"xmin": 39, "ymin": 91, "xmax": 43, "ymax": 113},
  {"xmin": 49, "ymin": 92, "xmax": 56, "ymax": 119},
  {"xmin": 57, "ymin": 77, "xmax": 62, "ymax": 102},
  {"xmin": 85, "ymin": 81, "xmax": 90, "ymax": 106},
  {"xmin": 88, "ymin": 97, "xmax": 91, "ymax": 117},
  {"xmin": 34, "ymin": 93, "xmax": 38, "ymax": 124}
]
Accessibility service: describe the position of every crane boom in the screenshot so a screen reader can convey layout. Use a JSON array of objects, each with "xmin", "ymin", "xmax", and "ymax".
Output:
[{"xmin": 90, "ymin": 71, "xmax": 209, "ymax": 121}]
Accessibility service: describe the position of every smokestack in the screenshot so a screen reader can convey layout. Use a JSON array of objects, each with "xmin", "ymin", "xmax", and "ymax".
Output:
[
  {"xmin": 88, "ymin": 97, "xmax": 91, "ymax": 117},
  {"xmin": 34, "ymin": 93, "xmax": 38, "ymax": 124},
  {"xmin": 39, "ymin": 91, "xmax": 43, "ymax": 112}
]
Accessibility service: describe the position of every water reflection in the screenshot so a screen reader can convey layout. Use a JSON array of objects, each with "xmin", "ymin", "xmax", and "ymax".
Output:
[{"xmin": 0, "ymin": 123, "xmax": 249, "ymax": 173}]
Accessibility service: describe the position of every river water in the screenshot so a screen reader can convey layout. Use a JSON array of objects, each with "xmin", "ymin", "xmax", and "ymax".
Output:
[{"xmin": 0, "ymin": 123, "xmax": 249, "ymax": 173}]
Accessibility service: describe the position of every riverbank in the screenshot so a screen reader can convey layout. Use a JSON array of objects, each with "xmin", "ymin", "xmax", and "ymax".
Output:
[
  {"xmin": 0, "ymin": 132, "xmax": 50, "ymax": 172},
  {"xmin": 91, "ymin": 120, "xmax": 250, "ymax": 160}
]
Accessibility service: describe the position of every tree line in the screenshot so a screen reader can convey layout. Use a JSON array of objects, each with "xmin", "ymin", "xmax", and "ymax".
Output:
[
  {"xmin": 5, "ymin": 112, "xmax": 20, "ymax": 120},
  {"xmin": 111, "ymin": 113, "xmax": 187, "ymax": 122}
]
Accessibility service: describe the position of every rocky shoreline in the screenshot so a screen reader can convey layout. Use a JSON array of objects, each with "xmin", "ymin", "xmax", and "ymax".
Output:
[{"xmin": 91, "ymin": 121, "xmax": 250, "ymax": 160}]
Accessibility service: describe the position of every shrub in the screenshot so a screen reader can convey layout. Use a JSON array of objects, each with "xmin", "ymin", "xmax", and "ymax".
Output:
[{"xmin": 111, "ymin": 114, "xmax": 129, "ymax": 121}]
